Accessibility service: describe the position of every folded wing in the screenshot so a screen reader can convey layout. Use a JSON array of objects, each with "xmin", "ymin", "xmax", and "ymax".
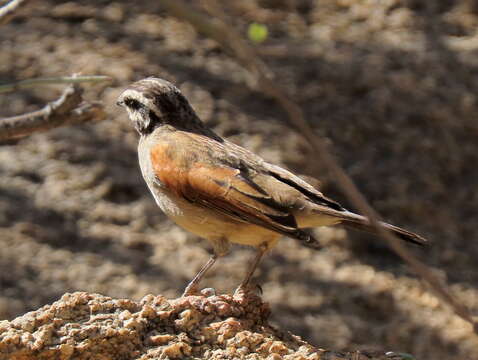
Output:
[{"xmin": 150, "ymin": 142, "xmax": 320, "ymax": 248}]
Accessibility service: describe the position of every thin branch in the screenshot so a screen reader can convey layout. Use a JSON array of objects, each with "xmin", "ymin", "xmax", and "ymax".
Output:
[
  {"xmin": 0, "ymin": 0, "xmax": 27, "ymax": 26},
  {"xmin": 161, "ymin": 0, "xmax": 478, "ymax": 332},
  {"xmin": 0, "ymin": 75, "xmax": 113, "ymax": 94},
  {"xmin": 0, "ymin": 85, "xmax": 107, "ymax": 141}
]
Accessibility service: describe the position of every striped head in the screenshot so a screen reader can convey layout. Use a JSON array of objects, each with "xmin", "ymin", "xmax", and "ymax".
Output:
[{"xmin": 117, "ymin": 77, "xmax": 204, "ymax": 136}]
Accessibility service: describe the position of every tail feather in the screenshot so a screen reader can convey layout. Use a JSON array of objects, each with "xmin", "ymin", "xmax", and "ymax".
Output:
[{"xmin": 340, "ymin": 213, "xmax": 427, "ymax": 246}]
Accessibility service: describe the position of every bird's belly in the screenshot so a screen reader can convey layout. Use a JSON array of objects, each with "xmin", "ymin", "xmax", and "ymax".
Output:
[{"xmin": 153, "ymin": 189, "xmax": 279, "ymax": 247}]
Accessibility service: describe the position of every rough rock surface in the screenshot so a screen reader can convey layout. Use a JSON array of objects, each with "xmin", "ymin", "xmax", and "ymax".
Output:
[{"xmin": 0, "ymin": 291, "xmax": 402, "ymax": 360}]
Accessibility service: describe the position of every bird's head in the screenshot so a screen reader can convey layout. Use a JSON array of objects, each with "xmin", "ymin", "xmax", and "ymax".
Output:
[{"xmin": 117, "ymin": 77, "xmax": 205, "ymax": 136}]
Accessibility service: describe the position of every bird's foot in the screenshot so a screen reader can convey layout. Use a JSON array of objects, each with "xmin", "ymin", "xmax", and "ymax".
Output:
[
  {"xmin": 234, "ymin": 283, "xmax": 263, "ymax": 297},
  {"xmin": 200, "ymin": 287, "xmax": 217, "ymax": 297},
  {"xmin": 182, "ymin": 286, "xmax": 217, "ymax": 297},
  {"xmin": 182, "ymin": 284, "xmax": 199, "ymax": 297}
]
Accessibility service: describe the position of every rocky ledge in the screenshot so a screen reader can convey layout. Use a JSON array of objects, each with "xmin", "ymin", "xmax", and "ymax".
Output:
[{"xmin": 0, "ymin": 290, "xmax": 407, "ymax": 359}]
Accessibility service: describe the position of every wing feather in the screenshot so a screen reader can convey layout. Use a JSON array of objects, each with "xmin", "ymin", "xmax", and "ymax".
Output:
[{"xmin": 150, "ymin": 141, "xmax": 318, "ymax": 246}]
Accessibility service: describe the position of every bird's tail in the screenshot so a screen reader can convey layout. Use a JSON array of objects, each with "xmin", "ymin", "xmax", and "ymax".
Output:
[{"xmin": 339, "ymin": 212, "xmax": 427, "ymax": 246}]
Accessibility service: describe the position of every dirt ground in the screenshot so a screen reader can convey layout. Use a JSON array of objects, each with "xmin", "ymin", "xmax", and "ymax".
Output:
[{"xmin": 1, "ymin": 0, "xmax": 478, "ymax": 359}]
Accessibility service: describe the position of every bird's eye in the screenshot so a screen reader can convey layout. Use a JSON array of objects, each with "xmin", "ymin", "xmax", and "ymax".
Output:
[{"xmin": 125, "ymin": 99, "xmax": 142, "ymax": 110}]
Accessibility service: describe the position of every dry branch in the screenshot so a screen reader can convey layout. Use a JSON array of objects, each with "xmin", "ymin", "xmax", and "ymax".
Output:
[
  {"xmin": 0, "ymin": 75, "xmax": 113, "ymax": 94},
  {"xmin": 0, "ymin": 85, "xmax": 107, "ymax": 141},
  {"xmin": 160, "ymin": 0, "xmax": 477, "ymax": 332},
  {"xmin": 0, "ymin": 0, "xmax": 27, "ymax": 26}
]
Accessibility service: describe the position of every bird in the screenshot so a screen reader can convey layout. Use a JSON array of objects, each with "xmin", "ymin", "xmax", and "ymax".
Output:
[{"xmin": 117, "ymin": 77, "xmax": 427, "ymax": 296}]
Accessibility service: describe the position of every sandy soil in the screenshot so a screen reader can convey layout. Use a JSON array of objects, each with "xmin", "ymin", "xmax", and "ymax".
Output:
[{"xmin": 1, "ymin": 1, "xmax": 478, "ymax": 358}]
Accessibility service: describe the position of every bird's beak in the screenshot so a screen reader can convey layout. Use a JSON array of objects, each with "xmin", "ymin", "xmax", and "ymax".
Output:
[{"xmin": 116, "ymin": 100, "xmax": 124, "ymax": 107}]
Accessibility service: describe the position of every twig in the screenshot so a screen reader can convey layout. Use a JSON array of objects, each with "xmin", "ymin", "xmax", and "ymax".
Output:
[
  {"xmin": 0, "ymin": 0, "xmax": 27, "ymax": 26},
  {"xmin": 0, "ymin": 75, "xmax": 113, "ymax": 94},
  {"xmin": 161, "ymin": 0, "xmax": 478, "ymax": 332},
  {"xmin": 0, "ymin": 85, "xmax": 107, "ymax": 141}
]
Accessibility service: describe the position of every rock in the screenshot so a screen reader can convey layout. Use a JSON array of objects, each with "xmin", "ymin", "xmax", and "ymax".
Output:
[{"xmin": 0, "ymin": 291, "xmax": 398, "ymax": 360}]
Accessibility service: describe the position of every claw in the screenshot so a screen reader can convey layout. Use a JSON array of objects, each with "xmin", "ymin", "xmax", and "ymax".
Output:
[
  {"xmin": 200, "ymin": 288, "xmax": 217, "ymax": 297},
  {"xmin": 182, "ymin": 285, "xmax": 199, "ymax": 297},
  {"xmin": 234, "ymin": 282, "xmax": 262, "ymax": 297}
]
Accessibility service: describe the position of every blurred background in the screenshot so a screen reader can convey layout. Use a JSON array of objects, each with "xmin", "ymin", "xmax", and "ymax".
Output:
[{"xmin": 1, "ymin": 0, "xmax": 478, "ymax": 358}]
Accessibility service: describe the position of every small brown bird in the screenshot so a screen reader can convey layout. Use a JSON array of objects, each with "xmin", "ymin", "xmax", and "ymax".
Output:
[{"xmin": 117, "ymin": 77, "xmax": 427, "ymax": 296}]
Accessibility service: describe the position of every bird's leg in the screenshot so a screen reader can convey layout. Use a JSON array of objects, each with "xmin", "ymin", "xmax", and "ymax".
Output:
[
  {"xmin": 238, "ymin": 243, "xmax": 268, "ymax": 290},
  {"xmin": 182, "ymin": 238, "xmax": 229, "ymax": 297},
  {"xmin": 182, "ymin": 254, "xmax": 218, "ymax": 297}
]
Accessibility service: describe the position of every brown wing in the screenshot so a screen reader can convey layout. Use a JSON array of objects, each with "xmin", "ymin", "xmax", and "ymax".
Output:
[
  {"xmin": 221, "ymin": 140, "xmax": 345, "ymax": 211},
  {"xmin": 263, "ymin": 163, "xmax": 344, "ymax": 211},
  {"xmin": 150, "ymin": 141, "xmax": 319, "ymax": 246}
]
